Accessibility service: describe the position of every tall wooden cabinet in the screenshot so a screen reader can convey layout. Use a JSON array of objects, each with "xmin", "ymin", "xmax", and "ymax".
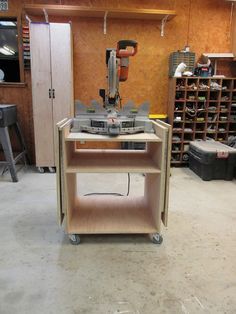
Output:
[{"xmin": 30, "ymin": 22, "xmax": 74, "ymax": 170}]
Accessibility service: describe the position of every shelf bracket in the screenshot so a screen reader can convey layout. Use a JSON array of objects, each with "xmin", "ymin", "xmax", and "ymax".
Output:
[
  {"xmin": 104, "ymin": 11, "xmax": 108, "ymax": 35},
  {"xmin": 161, "ymin": 15, "xmax": 169, "ymax": 37},
  {"xmin": 25, "ymin": 14, "xmax": 31, "ymax": 24},
  {"xmin": 43, "ymin": 8, "xmax": 49, "ymax": 23}
]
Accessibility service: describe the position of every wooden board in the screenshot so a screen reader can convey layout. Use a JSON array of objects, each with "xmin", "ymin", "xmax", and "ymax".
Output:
[
  {"xmin": 232, "ymin": 4, "xmax": 236, "ymax": 56},
  {"xmin": 65, "ymin": 173, "xmax": 77, "ymax": 231},
  {"xmin": 30, "ymin": 23, "xmax": 54, "ymax": 167},
  {"xmin": 145, "ymin": 121, "xmax": 168, "ymax": 230},
  {"xmin": 60, "ymin": 119, "xmax": 74, "ymax": 228},
  {"xmin": 24, "ymin": 4, "xmax": 176, "ymax": 21},
  {"xmin": 66, "ymin": 149, "xmax": 161, "ymax": 173},
  {"xmin": 68, "ymin": 196, "xmax": 157, "ymax": 234},
  {"xmin": 55, "ymin": 118, "xmax": 68, "ymax": 225},
  {"xmin": 144, "ymin": 173, "xmax": 161, "ymax": 232},
  {"xmin": 154, "ymin": 120, "xmax": 171, "ymax": 226},
  {"xmin": 66, "ymin": 132, "xmax": 161, "ymax": 142}
]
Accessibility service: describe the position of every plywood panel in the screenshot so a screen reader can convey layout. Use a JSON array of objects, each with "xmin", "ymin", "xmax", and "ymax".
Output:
[
  {"xmin": 24, "ymin": 4, "xmax": 176, "ymax": 20},
  {"xmin": 145, "ymin": 123, "xmax": 167, "ymax": 231},
  {"xmin": 76, "ymin": 141, "xmax": 120, "ymax": 149},
  {"xmin": 69, "ymin": 0, "xmax": 233, "ymax": 115},
  {"xmin": 68, "ymin": 196, "xmax": 157, "ymax": 234},
  {"xmin": 66, "ymin": 131, "xmax": 160, "ymax": 142},
  {"xmin": 66, "ymin": 150, "xmax": 161, "ymax": 173},
  {"xmin": 154, "ymin": 120, "xmax": 171, "ymax": 226},
  {"xmin": 144, "ymin": 173, "xmax": 161, "ymax": 232},
  {"xmin": 55, "ymin": 119, "xmax": 68, "ymax": 225},
  {"xmin": 232, "ymin": 4, "xmax": 236, "ymax": 55}
]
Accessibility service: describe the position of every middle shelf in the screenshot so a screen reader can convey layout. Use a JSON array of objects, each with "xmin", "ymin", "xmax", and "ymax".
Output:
[{"xmin": 66, "ymin": 149, "xmax": 161, "ymax": 173}]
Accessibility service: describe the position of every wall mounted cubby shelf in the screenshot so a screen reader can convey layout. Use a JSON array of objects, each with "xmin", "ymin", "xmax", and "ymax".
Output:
[
  {"xmin": 168, "ymin": 77, "xmax": 236, "ymax": 166},
  {"xmin": 24, "ymin": 4, "xmax": 176, "ymax": 35},
  {"xmin": 56, "ymin": 119, "xmax": 171, "ymax": 244}
]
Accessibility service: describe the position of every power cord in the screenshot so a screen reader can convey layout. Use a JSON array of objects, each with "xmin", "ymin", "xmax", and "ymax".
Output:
[{"xmin": 84, "ymin": 173, "xmax": 130, "ymax": 197}]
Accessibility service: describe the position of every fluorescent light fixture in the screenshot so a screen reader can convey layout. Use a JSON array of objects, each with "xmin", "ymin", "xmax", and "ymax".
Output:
[
  {"xmin": 0, "ymin": 45, "xmax": 15, "ymax": 55},
  {"xmin": 0, "ymin": 21, "xmax": 16, "ymax": 26},
  {"xmin": 0, "ymin": 48, "xmax": 12, "ymax": 55},
  {"xmin": 3, "ymin": 45, "xmax": 15, "ymax": 54}
]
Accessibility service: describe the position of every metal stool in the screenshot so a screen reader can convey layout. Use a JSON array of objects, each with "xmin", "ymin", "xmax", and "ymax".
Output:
[{"xmin": 0, "ymin": 104, "xmax": 29, "ymax": 182}]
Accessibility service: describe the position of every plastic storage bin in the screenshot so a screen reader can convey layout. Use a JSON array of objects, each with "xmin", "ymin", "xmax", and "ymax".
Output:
[{"xmin": 189, "ymin": 140, "xmax": 236, "ymax": 181}]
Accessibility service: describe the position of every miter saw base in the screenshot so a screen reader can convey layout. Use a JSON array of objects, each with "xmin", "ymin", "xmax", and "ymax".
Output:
[{"xmin": 71, "ymin": 100, "xmax": 154, "ymax": 136}]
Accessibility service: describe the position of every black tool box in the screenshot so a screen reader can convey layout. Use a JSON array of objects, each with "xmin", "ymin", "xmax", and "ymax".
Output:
[
  {"xmin": 189, "ymin": 140, "xmax": 236, "ymax": 181},
  {"xmin": 0, "ymin": 104, "xmax": 17, "ymax": 127}
]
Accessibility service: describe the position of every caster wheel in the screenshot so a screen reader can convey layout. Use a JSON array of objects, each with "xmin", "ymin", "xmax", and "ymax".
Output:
[
  {"xmin": 69, "ymin": 234, "xmax": 81, "ymax": 245},
  {"xmin": 48, "ymin": 167, "xmax": 55, "ymax": 173},
  {"xmin": 150, "ymin": 233, "xmax": 163, "ymax": 245},
  {"xmin": 38, "ymin": 167, "xmax": 45, "ymax": 173}
]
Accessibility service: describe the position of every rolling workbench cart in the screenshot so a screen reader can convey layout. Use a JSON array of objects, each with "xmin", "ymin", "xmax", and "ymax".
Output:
[{"xmin": 56, "ymin": 118, "xmax": 171, "ymax": 245}]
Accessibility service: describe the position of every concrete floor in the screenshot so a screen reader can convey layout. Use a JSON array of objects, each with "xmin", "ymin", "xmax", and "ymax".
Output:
[{"xmin": 0, "ymin": 167, "xmax": 236, "ymax": 314}]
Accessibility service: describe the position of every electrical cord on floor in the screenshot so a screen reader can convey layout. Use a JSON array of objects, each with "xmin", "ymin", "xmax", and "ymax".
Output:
[{"xmin": 84, "ymin": 173, "xmax": 130, "ymax": 197}]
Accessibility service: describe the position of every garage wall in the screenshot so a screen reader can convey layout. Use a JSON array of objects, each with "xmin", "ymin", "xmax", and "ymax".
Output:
[
  {"xmin": 0, "ymin": 0, "xmax": 234, "ymax": 161},
  {"xmin": 61, "ymin": 0, "xmax": 234, "ymax": 113}
]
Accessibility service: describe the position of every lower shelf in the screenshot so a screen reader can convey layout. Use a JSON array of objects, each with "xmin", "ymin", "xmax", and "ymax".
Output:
[{"xmin": 68, "ymin": 196, "xmax": 157, "ymax": 234}]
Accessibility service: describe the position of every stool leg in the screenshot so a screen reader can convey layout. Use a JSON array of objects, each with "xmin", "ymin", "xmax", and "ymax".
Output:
[
  {"xmin": 13, "ymin": 122, "xmax": 30, "ymax": 164},
  {"xmin": 0, "ymin": 127, "xmax": 18, "ymax": 182}
]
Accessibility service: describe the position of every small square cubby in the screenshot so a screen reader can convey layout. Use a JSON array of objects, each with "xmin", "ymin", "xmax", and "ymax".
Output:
[
  {"xmin": 221, "ymin": 91, "xmax": 231, "ymax": 102},
  {"xmin": 222, "ymin": 79, "xmax": 232, "ymax": 91},
  {"xmin": 199, "ymin": 79, "xmax": 210, "ymax": 90},
  {"xmin": 174, "ymin": 101, "xmax": 184, "ymax": 111},
  {"xmin": 207, "ymin": 112, "xmax": 218, "ymax": 122}
]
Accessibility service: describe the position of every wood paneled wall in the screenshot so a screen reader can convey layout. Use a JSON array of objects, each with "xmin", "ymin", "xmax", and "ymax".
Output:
[
  {"xmin": 0, "ymin": 73, "xmax": 34, "ymax": 159},
  {"xmin": 0, "ymin": 0, "xmax": 235, "ymax": 162},
  {"xmin": 0, "ymin": 0, "xmax": 34, "ymax": 160}
]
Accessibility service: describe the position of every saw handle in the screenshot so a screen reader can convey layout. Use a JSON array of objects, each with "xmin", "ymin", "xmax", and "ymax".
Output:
[{"xmin": 117, "ymin": 40, "xmax": 138, "ymax": 57}]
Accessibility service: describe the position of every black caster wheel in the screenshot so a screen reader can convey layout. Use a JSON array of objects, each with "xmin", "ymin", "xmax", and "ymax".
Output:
[
  {"xmin": 150, "ymin": 233, "xmax": 163, "ymax": 245},
  {"xmin": 69, "ymin": 234, "xmax": 81, "ymax": 245}
]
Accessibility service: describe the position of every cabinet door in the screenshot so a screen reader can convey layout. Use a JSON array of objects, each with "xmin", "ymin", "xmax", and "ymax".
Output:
[
  {"xmin": 30, "ymin": 23, "xmax": 54, "ymax": 167},
  {"xmin": 50, "ymin": 23, "xmax": 74, "ymax": 143}
]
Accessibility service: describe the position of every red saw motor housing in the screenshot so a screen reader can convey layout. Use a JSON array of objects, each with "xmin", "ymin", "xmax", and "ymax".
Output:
[{"xmin": 116, "ymin": 40, "xmax": 138, "ymax": 82}]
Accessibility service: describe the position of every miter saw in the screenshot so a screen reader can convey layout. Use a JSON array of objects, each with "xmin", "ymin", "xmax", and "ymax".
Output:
[{"xmin": 72, "ymin": 40, "xmax": 153, "ymax": 135}]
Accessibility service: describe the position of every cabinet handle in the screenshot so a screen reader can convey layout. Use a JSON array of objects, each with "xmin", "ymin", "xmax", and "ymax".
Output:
[
  {"xmin": 52, "ymin": 89, "xmax": 55, "ymax": 99},
  {"xmin": 49, "ymin": 89, "xmax": 51, "ymax": 99}
]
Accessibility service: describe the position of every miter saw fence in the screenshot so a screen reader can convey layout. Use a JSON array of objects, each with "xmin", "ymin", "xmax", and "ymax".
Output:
[{"xmin": 72, "ymin": 40, "xmax": 153, "ymax": 135}]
